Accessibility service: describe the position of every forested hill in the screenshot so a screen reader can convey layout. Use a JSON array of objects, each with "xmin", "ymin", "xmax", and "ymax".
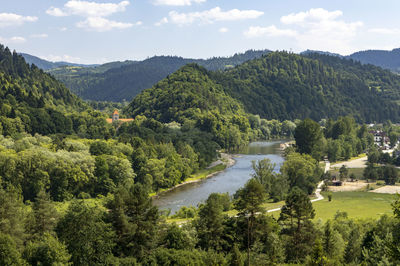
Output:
[
  {"xmin": 20, "ymin": 53, "xmax": 97, "ymax": 70},
  {"xmin": 47, "ymin": 49, "xmax": 271, "ymax": 102},
  {"xmin": 218, "ymin": 52, "xmax": 400, "ymax": 122},
  {"xmin": 0, "ymin": 45, "xmax": 114, "ymax": 137},
  {"xmin": 348, "ymin": 48, "xmax": 400, "ymax": 72},
  {"xmin": 128, "ymin": 52, "xmax": 400, "ymax": 123}
]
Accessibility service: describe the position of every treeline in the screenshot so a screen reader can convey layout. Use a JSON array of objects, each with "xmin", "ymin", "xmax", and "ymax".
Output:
[
  {"xmin": 214, "ymin": 52, "xmax": 400, "ymax": 122},
  {"xmin": 3, "ymin": 151, "xmax": 400, "ymax": 265},
  {"xmin": 126, "ymin": 64, "xmax": 296, "ymax": 153},
  {"xmin": 294, "ymin": 116, "xmax": 374, "ymax": 162},
  {"xmin": 0, "ymin": 45, "xmax": 117, "ymax": 139},
  {"xmin": 47, "ymin": 50, "xmax": 271, "ymax": 102}
]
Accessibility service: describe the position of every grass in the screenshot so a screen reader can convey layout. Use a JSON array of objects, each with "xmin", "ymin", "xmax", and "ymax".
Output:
[{"xmin": 312, "ymin": 191, "xmax": 396, "ymax": 222}]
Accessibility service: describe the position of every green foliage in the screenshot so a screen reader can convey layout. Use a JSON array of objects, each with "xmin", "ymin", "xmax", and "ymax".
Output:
[
  {"xmin": 295, "ymin": 118, "xmax": 323, "ymax": 155},
  {"xmin": 0, "ymin": 233, "xmax": 25, "ymax": 266},
  {"xmin": 106, "ymin": 184, "xmax": 159, "ymax": 259},
  {"xmin": 48, "ymin": 50, "xmax": 270, "ymax": 102},
  {"xmin": 23, "ymin": 233, "xmax": 71, "ymax": 265},
  {"xmin": 281, "ymin": 152, "xmax": 321, "ymax": 195},
  {"xmin": 56, "ymin": 200, "xmax": 115, "ymax": 265},
  {"xmin": 217, "ymin": 52, "xmax": 400, "ymax": 122}
]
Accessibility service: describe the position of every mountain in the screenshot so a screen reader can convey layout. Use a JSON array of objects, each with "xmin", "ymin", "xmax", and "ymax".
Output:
[
  {"xmin": 48, "ymin": 49, "xmax": 271, "ymax": 102},
  {"xmin": 0, "ymin": 45, "xmax": 114, "ymax": 138},
  {"xmin": 128, "ymin": 52, "xmax": 400, "ymax": 124},
  {"xmin": 20, "ymin": 53, "xmax": 97, "ymax": 70},
  {"xmin": 300, "ymin": 50, "xmax": 343, "ymax": 58},
  {"xmin": 218, "ymin": 52, "xmax": 400, "ymax": 122},
  {"xmin": 347, "ymin": 48, "xmax": 400, "ymax": 72}
]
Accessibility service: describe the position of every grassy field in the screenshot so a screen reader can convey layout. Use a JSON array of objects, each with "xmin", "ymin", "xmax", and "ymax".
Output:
[
  {"xmin": 312, "ymin": 191, "xmax": 396, "ymax": 222},
  {"xmin": 329, "ymin": 167, "xmax": 365, "ymax": 179}
]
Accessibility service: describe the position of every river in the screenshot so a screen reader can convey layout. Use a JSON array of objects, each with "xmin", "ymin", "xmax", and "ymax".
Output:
[{"xmin": 153, "ymin": 140, "xmax": 286, "ymax": 213}]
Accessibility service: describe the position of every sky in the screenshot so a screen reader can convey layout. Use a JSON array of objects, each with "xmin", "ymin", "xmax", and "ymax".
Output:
[{"xmin": 2, "ymin": 0, "xmax": 400, "ymax": 64}]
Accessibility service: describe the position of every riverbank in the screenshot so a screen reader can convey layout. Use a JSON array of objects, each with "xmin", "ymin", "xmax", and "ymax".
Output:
[{"xmin": 150, "ymin": 153, "xmax": 237, "ymax": 198}]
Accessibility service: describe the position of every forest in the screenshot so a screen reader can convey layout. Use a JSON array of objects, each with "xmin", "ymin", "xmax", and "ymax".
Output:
[
  {"xmin": 2, "ymin": 43, "xmax": 400, "ymax": 265},
  {"xmin": 43, "ymin": 49, "xmax": 271, "ymax": 102}
]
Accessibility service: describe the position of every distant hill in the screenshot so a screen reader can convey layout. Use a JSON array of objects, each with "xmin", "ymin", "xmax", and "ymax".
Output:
[
  {"xmin": 347, "ymin": 48, "xmax": 400, "ymax": 72},
  {"xmin": 47, "ymin": 49, "xmax": 271, "ymax": 102},
  {"xmin": 20, "ymin": 53, "xmax": 98, "ymax": 70},
  {"xmin": 300, "ymin": 50, "xmax": 343, "ymax": 58},
  {"xmin": 128, "ymin": 52, "xmax": 400, "ymax": 123}
]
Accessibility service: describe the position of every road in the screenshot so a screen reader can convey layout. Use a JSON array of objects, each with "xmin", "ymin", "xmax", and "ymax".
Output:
[{"xmin": 267, "ymin": 161, "xmax": 329, "ymax": 213}]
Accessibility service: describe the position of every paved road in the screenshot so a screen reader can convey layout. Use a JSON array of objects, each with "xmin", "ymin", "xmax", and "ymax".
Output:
[{"xmin": 267, "ymin": 161, "xmax": 329, "ymax": 213}]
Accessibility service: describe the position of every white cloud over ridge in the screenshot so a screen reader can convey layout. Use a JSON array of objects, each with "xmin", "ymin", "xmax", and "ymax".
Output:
[
  {"xmin": 46, "ymin": 0, "xmax": 134, "ymax": 32},
  {"xmin": 76, "ymin": 17, "xmax": 133, "ymax": 32},
  {"xmin": 153, "ymin": 0, "xmax": 206, "ymax": 6},
  {"xmin": 244, "ymin": 25, "xmax": 297, "ymax": 38},
  {"xmin": 245, "ymin": 8, "xmax": 363, "ymax": 55},
  {"xmin": 167, "ymin": 7, "xmax": 263, "ymax": 25},
  {"xmin": 0, "ymin": 13, "xmax": 37, "ymax": 28}
]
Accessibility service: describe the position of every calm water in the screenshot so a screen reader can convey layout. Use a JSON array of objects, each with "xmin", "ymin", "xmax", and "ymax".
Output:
[{"xmin": 153, "ymin": 140, "xmax": 286, "ymax": 213}]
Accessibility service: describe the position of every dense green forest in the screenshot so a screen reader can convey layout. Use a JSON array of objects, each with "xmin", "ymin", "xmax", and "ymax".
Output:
[
  {"xmin": 216, "ymin": 52, "xmax": 400, "ymax": 122},
  {"xmin": 348, "ymin": 48, "xmax": 400, "ymax": 72},
  {"xmin": 3, "ymin": 44, "xmax": 400, "ymax": 265},
  {"xmin": 43, "ymin": 50, "xmax": 271, "ymax": 102}
]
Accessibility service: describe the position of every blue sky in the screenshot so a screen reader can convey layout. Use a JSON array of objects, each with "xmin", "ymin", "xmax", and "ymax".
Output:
[{"xmin": 1, "ymin": 0, "xmax": 400, "ymax": 64}]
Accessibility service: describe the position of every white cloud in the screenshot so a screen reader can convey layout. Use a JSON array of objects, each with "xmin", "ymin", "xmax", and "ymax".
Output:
[
  {"xmin": 31, "ymin": 33, "xmax": 48, "ymax": 38},
  {"xmin": 244, "ymin": 8, "xmax": 363, "ymax": 55},
  {"xmin": 155, "ymin": 17, "xmax": 168, "ymax": 26},
  {"xmin": 41, "ymin": 54, "xmax": 82, "ymax": 63},
  {"xmin": 168, "ymin": 7, "xmax": 264, "ymax": 25},
  {"xmin": 369, "ymin": 28, "xmax": 400, "ymax": 35},
  {"xmin": 152, "ymin": 0, "xmax": 206, "ymax": 6},
  {"xmin": 0, "ymin": 36, "xmax": 27, "ymax": 44},
  {"xmin": 47, "ymin": 0, "xmax": 130, "ymax": 17},
  {"xmin": 60, "ymin": 27, "xmax": 68, "ymax": 31},
  {"xmin": 219, "ymin": 27, "xmax": 228, "ymax": 33},
  {"xmin": 0, "ymin": 13, "xmax": 37, "ymax": 27},
  {"xmin": 46, "ymin": 1, "xmax": 133, "ymax": 32},
  {"xmin": 46, "ymin": 7, "xmax": 68, "ymax": 17},
  {"xmin": 281, "ymin": 8, "xmax": 343, "ymax": 25},
  {"xmin": 244, "ymin": 25, "xmax": 297, "ymax": 38},
  {"xmin": 76, "ymin": 17, "xmax": 133, "ymax": 31}
]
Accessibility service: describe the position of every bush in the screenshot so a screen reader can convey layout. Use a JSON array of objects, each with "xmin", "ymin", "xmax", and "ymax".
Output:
[{"xmin": 327, "ymin": 192, "xmax": 333, "ymax": 202}]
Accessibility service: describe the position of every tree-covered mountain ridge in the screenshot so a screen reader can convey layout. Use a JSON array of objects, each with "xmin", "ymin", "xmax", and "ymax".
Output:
[
  {"xmin": 128, "ymin": 52, "xmax": 400, "ymax": 123},
  {"xmin": 43, "ymin": 49, "xmax": 271, "ymax": 102},
  {"xmin": 0, "ymin": 45, "xmax": 114, "ymax": 138}
]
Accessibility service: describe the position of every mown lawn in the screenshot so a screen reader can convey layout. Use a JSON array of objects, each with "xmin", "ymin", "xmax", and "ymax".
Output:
[
  {"xmin": 312, "ymin": 191, "xmax": 396, "ymax": 222},
  {"xmin": 329, "ymin": 168, "xmax": 365, "ymax": 179}
]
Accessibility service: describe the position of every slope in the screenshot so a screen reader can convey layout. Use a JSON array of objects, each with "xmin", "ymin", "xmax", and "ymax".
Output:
[
  {"xmin": 0, "ymin": 45, "xmax": 112, "ymax": 137},
  {"xmin": 215, "ymin": 52, "xmax": 400, "ymax": 122},
  {"xmin": 348, "ymin": 48, "xmax": 400, "ymax": 72},
  {"xmin": 20, "ymin": 53, "xmax": 97, "ymax": 70},
  {"xmin": 48, "ymin": 50, "xmax": 271, "ymax": 102}
]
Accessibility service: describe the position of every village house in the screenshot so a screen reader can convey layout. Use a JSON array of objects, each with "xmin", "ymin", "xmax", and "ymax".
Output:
[
  {"xmin": 106, "ymin": 110, "xmax": 134, "ymax": 124},
  {"xmin": 369, "ymin": 130, "xmax": 390, "ymax": 149}
]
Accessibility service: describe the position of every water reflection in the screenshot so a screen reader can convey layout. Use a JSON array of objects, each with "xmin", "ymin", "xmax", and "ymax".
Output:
[{"xmin": 153, "ymin": 140, "xmax": 286, "ymax": 213}]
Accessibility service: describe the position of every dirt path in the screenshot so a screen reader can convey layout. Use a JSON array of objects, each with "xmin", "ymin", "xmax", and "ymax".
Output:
[
  {"xmin": 330, "ymin": 156, "xmax": 368, "ymax": 169},
  {"xmin": 370, "ymin": 185, "xmax": 400, "ymax": 194}
]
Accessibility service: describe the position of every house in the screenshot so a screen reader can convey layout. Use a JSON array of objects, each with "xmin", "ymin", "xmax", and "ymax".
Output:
[
  {"xmin": 369, "ymin": 130, "xmax": 390, "ymax": 149},
  {"xmin": 106, "ymin": 110, "xmax": 134, "ymax": 124}
]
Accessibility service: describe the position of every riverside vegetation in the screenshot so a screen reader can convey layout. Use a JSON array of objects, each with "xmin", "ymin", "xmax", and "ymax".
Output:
[{"xmin": 1, "ymin": 43, "xmax": 400, "ymax": 264}]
